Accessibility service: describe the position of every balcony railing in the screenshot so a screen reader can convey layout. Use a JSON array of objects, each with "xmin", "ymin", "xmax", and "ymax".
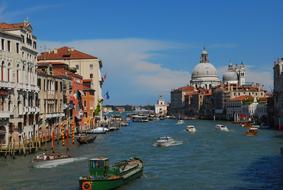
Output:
[
  {"xmin": 0, "ymin": 111, "xmax": 10, "ymax": 118},
  {"xmin": 0, "ymin": 81, "xmax": 15, "ymax": 89}
]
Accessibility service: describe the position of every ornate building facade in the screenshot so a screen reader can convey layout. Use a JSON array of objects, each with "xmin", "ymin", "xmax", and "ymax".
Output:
[{"xmin": 0, "ymin": 21, "xmax": 39, "ymax": 148}]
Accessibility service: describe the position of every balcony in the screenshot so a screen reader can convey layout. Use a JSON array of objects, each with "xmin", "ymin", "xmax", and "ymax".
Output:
[
  {"xmin": 0, "ymin": 81, "xmax": 15, "ymax": 89},
  {"xmin": 0, "ymin": 111, "xmax": 10, "ymax": 119}
]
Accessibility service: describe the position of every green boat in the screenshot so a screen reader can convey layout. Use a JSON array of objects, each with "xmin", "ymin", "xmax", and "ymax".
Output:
[{"xmin": 79, "ymin": 157, "xmax": 143, "ymax": 190}]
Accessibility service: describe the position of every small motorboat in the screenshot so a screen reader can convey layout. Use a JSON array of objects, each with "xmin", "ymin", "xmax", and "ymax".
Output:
[
  {"xmin": 32, "ymin": 152, "xmax": 73, "ymax": 168},
  {"xmin": 245, "ymin": 127, "xmax": 258, "ymax": 136},
  {"xmin": 155, "ymin": 136, "xmax": 176, "ymax": 147},
  {"xmin": 88, "ymin": 127, "xmax": 109, "ymax": 134},
  {"xmin": 77, "ymin": 134, "xmax": 96, "ymax": 144},
  {"xmin": 215, "ymin": 124, "xmax": 229, "ymax": 132},
  {"xmin": 176, "ymin": 120, "xmax": 184, "ymax": 125},
  {"xmin": 186, "ymin": 125, "xmax": 196, "ymax": 133}
]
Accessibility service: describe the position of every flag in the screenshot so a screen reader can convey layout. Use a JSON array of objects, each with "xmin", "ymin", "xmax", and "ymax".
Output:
[{"xmin": 105, "ymin": 91, "xmax": 110, "ymax": 100}]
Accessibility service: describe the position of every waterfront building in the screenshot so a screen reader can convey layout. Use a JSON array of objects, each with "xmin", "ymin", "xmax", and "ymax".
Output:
[
  {"xmin": 223, "ymin": 63, "xmax": 246, "ymax": 85},
  {"xmin": 226, "ymin": 96, "xmax": 268, "ymax": 122},
  {"xmin": 273, "ymin": 58, "xmax": 283, "ymax": 129},
  {"xmin": 169, "ymin": 86, "xmax": 196, "ymax": 117},
  {"xmin": 0, "ymin": 21, "xmax": 39, "ymax": 148},
  {"xmin": 154, "ymin": 96, "xmax": 168, "ymax": 116},
  {"xmin": 37, "ymin": 47, "xmax": 103, "ymax": 118},
  {"xmin": 213, "ymin": 83, "xmax": 267, "ymax": 121},
  {"xmin": 190, "ymin": 88, "xmax": 212, "ymax": 118},
  {"xmin": 36, "ymin": 63, "xmax": 65, "ymax": 138},
  {"xmin": 190, "ymin": 48, "xmax": 221, "ymax": 89},
  {"xmin": 82, "ymin": 79, "xmax": 95, "ymax": 128}
]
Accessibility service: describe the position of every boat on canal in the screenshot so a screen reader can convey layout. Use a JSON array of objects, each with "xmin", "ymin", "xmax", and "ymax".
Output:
[
  {"xmin": 79, "ymin": 157, "xmax": 143, "ymax": 190},
  {"xmin": 245, "ymin": 127, "xmax": 258, "ymax": 136},
  {"xmin": 215, "ymin": 124, "xmax": 229, "ymax": 132},
  {"xmin": 32, "ymin": 152, "xmax": 73, "ymax": 168},
  {"xmin": 176, "ymin": 120, "xmax": 184, "ymax": 125},
  {"xmin": 155, "ymin": 136, "xmax": 176, "ymax": 147},
  {"xmin": 186, "ymin": 125, "xmax": 196, "ymax": 133},
  {"xmin": 88, "ymin": 127, "xmax": 109, "ymax": 134},
  {"xmin": 77, "ymin": 134, "xmax": 96, "ymax": 144}
]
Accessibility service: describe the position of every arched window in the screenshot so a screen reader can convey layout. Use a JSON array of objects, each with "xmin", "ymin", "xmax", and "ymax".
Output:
[{"xmin": 0, "ymin": 126, "xmax": 6, "ymax": 144}]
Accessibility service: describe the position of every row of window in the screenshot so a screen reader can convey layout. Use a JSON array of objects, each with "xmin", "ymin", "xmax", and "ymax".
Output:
[{"xmin": 37, "ymin": 78, "xmax": 63, "ymax": 92}]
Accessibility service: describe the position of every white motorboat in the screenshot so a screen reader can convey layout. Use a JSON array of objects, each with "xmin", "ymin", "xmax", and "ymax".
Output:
[
  {"xmin": 176, "ymin": 120, "xmax": 184, "ymax": 125},
  {"xmin": 32, "ymin": 152, "xmax": 74, "ymax": 168},
  {"xmin": 215, "ymin": 124, "xmax": 229, "ymax": 132},
  {"xmin": 89, "ymin": 127, "xmax": 109, "ymax": 134},
  {"xmin": 155, "ymin": 136, "xmax": 176, "ymax": 147},
  {"xmin": 186, "ymin": 125, "xmax": 196, "ymax": 133}
]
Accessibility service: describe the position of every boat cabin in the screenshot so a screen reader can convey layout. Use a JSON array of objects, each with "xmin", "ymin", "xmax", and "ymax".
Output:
[{"xmin": 89, "ymin": 157, "xmax": 109, "ymax": 176}]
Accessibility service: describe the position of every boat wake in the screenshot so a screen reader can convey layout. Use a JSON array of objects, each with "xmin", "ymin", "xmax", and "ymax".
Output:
[{"xmin": 34, "ymin": 157, "xmax": 88, "ymax": 169}]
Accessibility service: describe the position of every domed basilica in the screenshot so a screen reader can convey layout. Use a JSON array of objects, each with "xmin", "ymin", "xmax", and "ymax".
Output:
[{"xmin": 190, "ymin": 48, "xmax": 221, "ymax": 89}]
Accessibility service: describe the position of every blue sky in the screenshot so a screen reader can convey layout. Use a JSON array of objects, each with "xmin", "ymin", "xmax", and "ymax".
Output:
[{"xmin": 0, "ymin": 0, "xmax": 282, "ymax": 104}]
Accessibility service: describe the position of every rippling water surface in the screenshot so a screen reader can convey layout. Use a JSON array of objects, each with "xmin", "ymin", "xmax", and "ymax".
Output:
[{"xmin": 0, "ymin": 119, "xmax": 283, "ymax": 190}]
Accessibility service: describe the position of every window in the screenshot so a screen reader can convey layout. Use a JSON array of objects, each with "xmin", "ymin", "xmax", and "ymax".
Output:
[
  {"xmin": 37, "ymin": 78, "xmax": 41, "ymax": 89},
  {"xmin": 90, "ymin": 64, "xmax": 93, "ymax": 70},
  {"xmin": 90, "ymin": 74, "xmax": 93, "ymax": 78},
  {"xmin": 1, "ymin": 39, "xmax": 4, "ymax": 50},
  {"xmin": 76, "ymin": 65, "xmax": 79, "ymax": 70},
  {"xmin": 7, "ymin": 41, "xmax": 10, "ymax": 52},
  {"xmin": 84, "ymin": 101, "xmax": 86, "ymax": 107},
  {"xmin": 55, "ymin": 81, "xmax": 58, "ymax": 91},
  {"xmin": 16, "ymin": 43, "xmax": 19, "ymax": 53}
]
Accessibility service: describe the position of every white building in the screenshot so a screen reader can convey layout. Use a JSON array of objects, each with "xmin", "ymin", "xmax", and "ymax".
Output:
[
  {"xmin": 190, "ymin": 48, "xmax": 221, "ymax": 89},
  {"xmin": 0, "ymin": 21, "xmax": 39, "ymax": 148},
  {"xmin": 155, "ymin": 96, "xmax": 167, "ymax": 116}
]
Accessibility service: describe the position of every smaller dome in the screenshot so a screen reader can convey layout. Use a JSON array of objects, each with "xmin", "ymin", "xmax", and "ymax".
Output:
[
  {"xmin": 201, "ymin": 49, "xmax": 208, "ymax": 55},
  {"xmin": 223, "ymin": 71, "xmax": 238, "ymax": 82}
]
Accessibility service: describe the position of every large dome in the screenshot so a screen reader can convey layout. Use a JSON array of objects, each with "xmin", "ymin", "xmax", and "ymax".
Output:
[{"xmin": 191, "ymin": 62, "xmax": 218, "ymax": 79}]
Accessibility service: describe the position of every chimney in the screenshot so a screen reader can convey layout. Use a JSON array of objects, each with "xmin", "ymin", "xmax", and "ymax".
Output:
[{"xmin": 53, "ymin": 49, "xmax": 57, "ymax": 54}]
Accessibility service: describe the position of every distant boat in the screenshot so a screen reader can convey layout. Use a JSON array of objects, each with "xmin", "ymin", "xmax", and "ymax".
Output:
[
  {"xmin": 176, "ymin": 120, "xmax": 184, "ymax": 125},
  {"xmin": 215, "ymin": 124, "xmax": 229, "ymax": 132},
  {"xmin": 155, "ymin": 136, "xmax": 176, "ymax": 147},
  {"xmin": 76, "ymin": 134, "xmax": 96, "ymax": 144},
  {"xmin": 88, "ymin": 127, "xmax": 109, "ymax": 134},
  {"xmin": 132, "ymin": 115, "xmax": 149, "ymax": 122},
  {"xmin": 79, "ymin": 157, "xmax": 143, "ymax": 190},
  {"xmin": 186, "ymin": 125, "xmax": 196, "ymax": 133},
  {"xmin": 245, "ymin": 127, "xmax": 258, "ymax": 136}
]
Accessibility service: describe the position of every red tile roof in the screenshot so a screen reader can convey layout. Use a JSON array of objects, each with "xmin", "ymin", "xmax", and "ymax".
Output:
[
  {"xmin": 232, "ymin": 95, "xmax": 253, "ymax": 101},
  {"xmin": 177, "ymin": 86, "xmax": 195, "ymax": 92},
  {"xmin": 0, "ymin": 22, "xmax": 27, "ymax": 30},
  {"xmin": 38, "ymin": 46, "xmax": 97, "ymax": 60}
]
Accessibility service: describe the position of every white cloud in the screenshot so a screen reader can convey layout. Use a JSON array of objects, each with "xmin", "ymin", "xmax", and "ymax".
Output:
[{"xmin": 39, "ymin": 38, "xmax": 189, "ymax": 104}]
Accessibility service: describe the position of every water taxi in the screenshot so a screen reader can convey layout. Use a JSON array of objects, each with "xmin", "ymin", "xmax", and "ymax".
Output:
[
  {"xmin": 32, "ymin": 152, "xmax": 73, "ymax": 168},
  {"xmin": 186, "ymin": 125, "xmax": 196, "ymax": 133},
  {"xmin": 245, "ymin": 127, "xmax": 258, "ymax": 136},
  {"xmin": 215, "ymin": 124, "xmax": 229, "ymax": 132},
  {"xmin": 79, "ymin": 157, "xmax": 143, "ymax": 190},
  {"xmin": 155, "ymin": 136, "xmax": 176, "ymax": 147},
  {"xmin": 88, "ymin": 127, "xmax": 109, "ymax": 134}
]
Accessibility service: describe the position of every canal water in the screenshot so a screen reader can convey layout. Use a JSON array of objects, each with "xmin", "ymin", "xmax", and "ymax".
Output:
[{"xmin": 0, "ymin": 119, "xmax": 283, "ymax": 190}]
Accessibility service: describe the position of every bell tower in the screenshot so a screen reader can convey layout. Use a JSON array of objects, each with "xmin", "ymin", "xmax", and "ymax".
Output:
[{"xmin": 200, "ymin": 47, "xmax": 209, "ymax": 63}]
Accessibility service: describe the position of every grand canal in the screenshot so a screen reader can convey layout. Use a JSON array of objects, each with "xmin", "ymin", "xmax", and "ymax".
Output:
[{"xmin": 0, "ymin": 119, "xmax": 283, "ymax": 190}]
